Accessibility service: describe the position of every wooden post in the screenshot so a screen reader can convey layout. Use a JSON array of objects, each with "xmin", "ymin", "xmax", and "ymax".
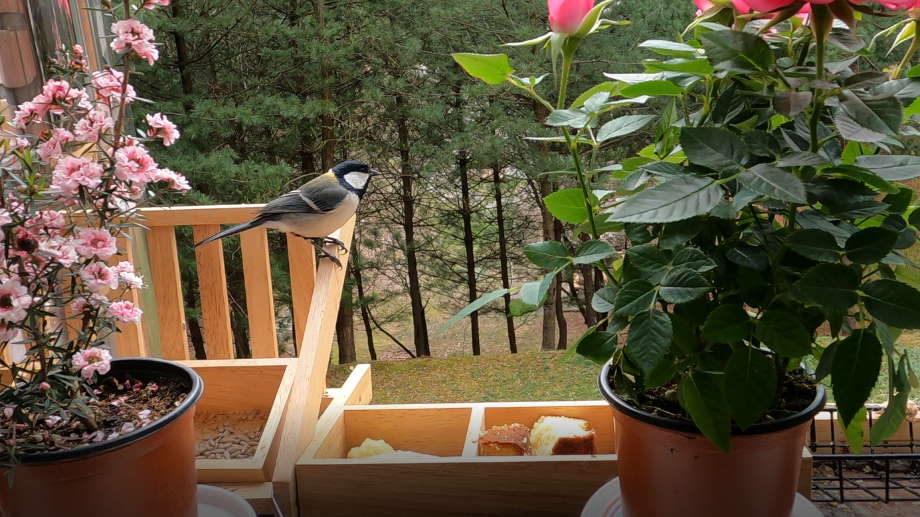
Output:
[
  {"xmin": 287, "ymin": 235, "xmax": 316, "ymax": 355},
  {"xmin": 107, "ymin": 232, "xmax": 148, "ymax": 357},
  {"xmin": 272, "ymin": 216, "xmax": 355, "ymax": 517},
  {"xmin": 240, "ymin": 228, "xmax": 279, "ymax": 358},
  {"xmin": 192, "ymin": 225, "xmax": 235, "ymax": 359},
  {"xmin": 147, "ymin": 226, "xmax": 189, "ymax": 360}
]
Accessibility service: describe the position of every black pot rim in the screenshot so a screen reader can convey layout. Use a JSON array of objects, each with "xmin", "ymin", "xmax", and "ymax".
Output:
[
  {"xmin": 598, "ymin": 361, "xmax": 827, "ymax": 437},
  {"xmin": 14, "ymin": 357, "xmax": 202, "ymax": 463}
]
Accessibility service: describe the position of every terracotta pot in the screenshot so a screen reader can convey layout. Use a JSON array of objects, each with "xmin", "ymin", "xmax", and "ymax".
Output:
[
  {"xmin": 0, "ymin": 357, "xmax": 203, "ymax": 517},
  {"xmin": 598, "ymin": 362, "xmax": 826, "ymax": 517}
]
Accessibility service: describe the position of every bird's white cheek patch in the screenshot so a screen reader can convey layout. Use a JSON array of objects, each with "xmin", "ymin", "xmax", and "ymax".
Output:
[{"xmin": 344, "ymin": 172, "xmax": 369, "ymax": 189}]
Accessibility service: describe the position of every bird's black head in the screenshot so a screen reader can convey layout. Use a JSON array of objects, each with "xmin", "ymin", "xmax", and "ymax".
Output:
[{"xmin": 331, "ymin": 160, "xmax": 379, "ymax": 196}]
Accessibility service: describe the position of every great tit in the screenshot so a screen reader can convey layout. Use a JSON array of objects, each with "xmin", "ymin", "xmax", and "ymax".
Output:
[{"xmin": 193, "ymin": 160, "xmax": 379, "ymax": 268}]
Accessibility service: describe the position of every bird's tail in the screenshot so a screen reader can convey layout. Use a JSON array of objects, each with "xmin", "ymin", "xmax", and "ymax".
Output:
[{"xmin": 194, "ymin": 218, "xmax": 262, "ymax": 248}]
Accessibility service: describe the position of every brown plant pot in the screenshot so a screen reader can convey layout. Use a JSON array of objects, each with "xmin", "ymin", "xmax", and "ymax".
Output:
[
  {"xmin": 598, "ymin": 361, "xmax": 826, "ymax": 517},
  {"xmin": 0, "ymin": 357, "xmax": 203, "ymax": 517}
]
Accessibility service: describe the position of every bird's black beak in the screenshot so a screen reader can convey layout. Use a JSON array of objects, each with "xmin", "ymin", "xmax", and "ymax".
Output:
[{"xmin": 369, "ymin": 169, "xmax": 380, "ymax": 176}]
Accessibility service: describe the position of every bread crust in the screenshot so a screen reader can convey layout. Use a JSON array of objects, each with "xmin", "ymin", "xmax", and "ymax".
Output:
[{"xmin": 478, "ymin": 423, "xmax": 531, "ymax": 456}]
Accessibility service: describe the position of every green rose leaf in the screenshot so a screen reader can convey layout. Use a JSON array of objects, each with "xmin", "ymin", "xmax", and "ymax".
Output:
[
  {"xmin": 613, "ymin": 279, "xmax": 657, "ymax": 316},
  {"xmin": 832, "ymin": 329, "xmax": 882, "ymax": 427},
  {"xmin": 672, "ymin": 248, "xmax": 717, "ymax": 272},
  {"xmin": 854, "ymin": 155, "xmax": 920, "ymax": 181},
  {"xmin": 519, "ymin": 272, "xmax": 558, "ymax": 307},
  {"xmin": 546, "ymin": 109, "xmax": 589, "ymax": 128},
  {"xmin": 838, "ymin": 90, "xmax": 902, "ymax": 138},
  {"xmin": 700, "ymin": 29, "xmax": 774, "ymax": 72},
  {"xmin": 786, "ymin": 229, "xmax": 841, "ymax": 263},
  {"xmin": 755, "ymin": 310, "xmax": 812, "ymax": 357},
  {"xmin": 626, "ymin": 308, "xmax": 673, "ymax": 376},
  {"xmin": 702, "ymin": 304, "xmax": 752, "ymax": 343},
  {"xmin": 625, "ymin": 245, "xmax": 670, "ymax": 272},
  {"xmin": 597, "ymin": 115, "xmax": 657, "ymax": 142},
  {"xmin": 451, "ymin": 53, "xmax": 513, "ymax": 85},
  {"xmin": 727, "ymin": 245, "xmax": 768, "ymax": 271},
  {"xmin": 679, "ymin": 371, "xmax": 732, "ymax": 453},
  {"xmin": 795, "ymin": 263, "xmax": 860, "ymax": 312},
  {"xmin": 592, "ymin": 286, "xmax": 618, "ymax": 313},
  {"xmin": 606, "ymin": 176, "xmax": 722, "ymax": 223},
  {"xmin": 620, "ymin": 80, "xmax": 685, "ymax": 98},
  {"xmin": 863, "ymin": 279, "xmax": 920, "ymax": 329},
  {"xmin": 739, "ymin": 164, "xmax": 807, "ymax": 204},
  {"xmin": 437, "ymin": 288, "xmax": 510, "ymax": 334},
  {"xmin": 680, "ymin": 127, "xmax": 749, "ymax": 171},
  {"xmin": 870, "ymin": 355, "xmax": 910, "ymax": 446},
  {"xmin": 815, "ymin": 340, "xmax": 838, "ymax": 383},
  {"xmin": 844, "ymin": 227, "xmax": 899, "ymax": 264},
  {"xmin": 508, "ymin": 299, "xmax": 538, "ymax": 317},
  {"xmin": 638, "ymin": 39, "xmax": 703, "ymax": 58},
  {"xmin": 576, "ymin": 331, "xmax": 619, "ymax": 365},
  {"xmin": 773, "ymin": 91, "xmax": 813, "ymax": 118},
  {"xmin": 659, "ymin": 267, "xmax": 710, "ymax": 304},
  {"xmin": 544, "ymin": 188, "xmax": 589, "ymax": 223},
  {"xmin": 725, "ymin": 346, "xmax": 777, "ymax": 430},
  {"xmin": 523, "ymin": 241, "xmax": 570, "ymax": 269},
  {"xmin": 574, "ymin": 240, "xmax": 617, "ymax": 265}
]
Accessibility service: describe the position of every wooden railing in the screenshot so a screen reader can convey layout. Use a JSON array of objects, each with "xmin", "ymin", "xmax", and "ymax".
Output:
[{"xmin": 126, "ymin": 204, "xmax": 325, "ymax": 361}]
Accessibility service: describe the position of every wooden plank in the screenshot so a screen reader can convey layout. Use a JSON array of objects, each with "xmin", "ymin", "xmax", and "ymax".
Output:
[
  {"xmin": 147, "ymin": 226, "xmax": 189, "ymax": 360},
  {"xmin": 107, "ymin": 232, "xmax": 147, "ymax": 358},
  {"xmin": 286, "ymin": 234, "xmax": 315, "ymax": 355},
  {"xmin": 139, "ymin": 204, "xmax": 266, "ymax": 227},
  {"xmin": 343, "ymin": 406, "xmax": 472, "ymax": 457},
  {"xmin": 271, "ymin": 216, "xmax": 356, "ymax": 517},
  {"xmin": 308, "ymin": 409, "xmax": 347, "ymax": 460},
  {"xmin": 208, "ymin": 482, "xmax": 274, "ymax": 516},
  {"xmin": 333, "ymin": 364, "xmax": 372, "ymax": 407},
  {"xmin": 261, "ymin": 364, "xmax": 298, "ymax": 481},
  {"xmin": 192, "ymin": 225, "xmax": 235, "ymax": 359},
  {"xmin": 240, "ymin": 228, "xmax": 279, "ymax": 358},
  {"xmin": 462, "ymin": 406, "xmax": 485, "ymax": 457}
]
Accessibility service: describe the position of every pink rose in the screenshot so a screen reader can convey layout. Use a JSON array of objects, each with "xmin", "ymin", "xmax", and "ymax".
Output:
[
  {"xmin": 51, "ymin": 156, "xmax": 104, "ymax": 195},
  {"xmin": 0, "ymin": 279, "xmax": 31, "ymax": 324},
  {"xmin": 547, "ymin": 0, "xmax": 595, "ymax": 35},
  {"xmin": 79, "ymin": 262, "xmax": 119, "ymax": 292},
  {"xmin": 107, "ymin": 301, "xmax": 143, "ymax": 324},
  {"xmin": 145, "ymin": 113, "xmax": 180, "ymax": 146},
  {"xmin": 73, "ymin": 228, "xmax": 118, "ymax": 260},
  {"xmin": 39, "ymin": 382, "xmax": 50, "ymax": 391},
  {"xmin": 742, "ymin": 0, "xmax": 830, "ymax": 10},
  {"xmin": 71, "ymin": 347, "xmax": 112, "ymax": 379}
]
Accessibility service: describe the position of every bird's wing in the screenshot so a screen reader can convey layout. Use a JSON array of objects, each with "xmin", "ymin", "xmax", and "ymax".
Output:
[
  {"xmin": 255, "ymin": 191, "xmax": 322, "ymax": 214},
  {"xmin": 256, "ymin": 175, "xmax": 349, "ymax": 215}
]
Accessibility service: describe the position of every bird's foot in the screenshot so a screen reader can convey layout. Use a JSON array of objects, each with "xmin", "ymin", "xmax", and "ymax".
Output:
[
  {"xmin": 310, "ymin": 239, "xmax": 344, "ymax": 269},
  {"xmin": 322, "ymin": 237, "xmax": 348, "ymax": 255}
]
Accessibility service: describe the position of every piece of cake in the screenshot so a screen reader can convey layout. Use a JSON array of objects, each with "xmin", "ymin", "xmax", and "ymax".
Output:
[
  {"xmin": 478, "ymin": 423, "xmax": 530, "ymax": 456},
  {"xmin": 347, "ymin": 438, "xmax": 395, "ymax": 459},
  {"xmin": 530, "ymin": 416, "xmax": 597, "ymax": 456}
]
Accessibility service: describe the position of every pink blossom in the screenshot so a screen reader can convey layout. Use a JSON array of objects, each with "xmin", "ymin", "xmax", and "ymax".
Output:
[
  {"xmin": 71, "ymin": 347, "xmax": 112, "ymax": 379},
  {"xmin": 40, "ymin": 79, "xmax": 88, "ymax": 114},
  {"xmin": 74, "ymin": 109, "xmax": 114, "ymax": 143},
  {"xmin": 0, "ymin": 279, "xmax": 31, "ymax": 324},
  {"xmin": 0, "ymin": 209, "xmax": 12, "ymax": 228},
  {"xmin": 2, "ymin": 407, "xmax": 12, "ymax": 419},
  {"xmin": 92, "ymin": 431, "xmax": 104, "ymax": 442},
  {"xmin": 133, "ymin": 43, "xmax": 160, "ymax": 66},
  {"xmin": 114, "ymin": 261, "xmax": 143, "ymax": 288},
  {"xmin": 37, "ymin": 128, "xmax": 75, "ymax": 162},
  {"xmin": 142, "ymin": 0, "xmax": 170, "ymax": 8},
  {"xmin": 73, "ymin": 228, "xmax": 118, "ymax": 260},
  {"xmin": 120, "ymin": 422, "xmax": 135, "ymax": 433},
  {"xmin": 145, "ymin": 113, "xmax": 180, "ymax": 146},
  {"xmin": 27, "ymin": 210, "xmax": 66, "ymax": 235},
  {"xmin": 39, "ymin": 382, "xmax": 50, "ymax": 390},
  {"xmin": 45, "ymin": 415, "xmax": 60, "ymax": 427},
  {"xmin": 110, "ymin": 20, "xmax": 158, "ymax": 65},
  {"xmin": 115, "ymin": 145, "xmax": 157, "ymax": 184},
  {"xmin": 71, "ymin": 293, "xmax": 108, "ymax": 313},
  {"xmin": 91, "ymin": 69, "xmax": 137, "ymax": 104},
  {"xmin": 14, "ymin": 138, "xmax": 29, "ymax": 149},
  {"xmin": 547, "ymin": 0, "xmax": 594, "ymax": 35},
  {"xmin": 79, "ymin": 262, "xmax": 119, "ymax": 292},
  {"xmin": 0, "ymin": 326, "xmax": 17, "ymax": 342},
  {"xmin": 151, "ymin": 168, "xmax": 191, "ymax": 192},
  {"xmin": 107, "ymin": 300, "xmax": 143, "ymax": 324},
  {"xmin": 106, "ymin": 431, "xmax": 120, "ymax": 441},
  {"xmin": 51, "ymin": 156, "xmax": 104, "ymax": 195},
  {"xmin": 12, "ymin": 102, "xmax": 41, "ymax": 128},
  {"xmin": 72, "ymin": 44, "xmax": 84, "ymax": 56},
  {"xmin": 39, "ymin": 236, "xmax": 79, "ymax": 267}
]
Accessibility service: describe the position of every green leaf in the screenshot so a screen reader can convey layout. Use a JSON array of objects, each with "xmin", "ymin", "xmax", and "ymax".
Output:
[
  {"xmin": 835, "ymin": 111, "xmax": 888, "ymax": 143},
  {"xmin": 438, "ymin": 288, "xmax": 511, "ymax": 334},
  {"xmin": 508, "ymin": 299, "xmax": 537, "ymax": 317},
  {"xmin": 776, "ymin": 152, "xmax": 827, "ymax": 168},
  {"xmin": 786, "ymin": 229, "xmax": 841, "ymax": 263},
  {"xmin": 842, "ymin": 408, "xmax": 866, "ymax": 455},
  {"xmin": 576, "ymin": 331, "xmax": 619, "ymax": 365},
  {"xmin": 626, "ymin": 309, "xmax": 673, "ymax": 376},
  {"xmin": 613, "ymin": 279, "xmax": 657, "ymax": 316},
  {"xmin": 863, "ymin": 279, "xmax": 920, "ymax": 329},
  {"xmin": 838, "ymin": 90, "xmax": 902, "ymax": 137},
  {"xmin": 727, "ymin": 245, "xmax": 768, "ymax": 271},
  {"xmin": 597, "ymin": 115, "xmax": 656, "ymax": 142},
  {"xmin": 743, "ymin": 130, "xmax": 782, "ymax": 158},
  {"xmin": 524, "ymin": 241, "xmax": 570, "ymax": 268},
  {"xmin": 571, "ymin": 82, "xmax": 616, "ymax": 109},
  {"xmin": 874, "ymin": 320, "xmax": 897, "ymax": 356},
  {"xmin": 815, "ymin": 340, "xmax": 838, "ymax": 383},
  {"xmin": 679, "ymin": 371, "xmax": 732, "ymax": 453},
  {"xmin": 680, "ymin": 127, "xmax": 749, "ymax": 171},
  {"xmin": 725, "ymin": 347, "xmax": 776, "ymax": 430},
  {"xmin": 620, "ymin": 80, "xmax": 685, "ymax": 98},
  {"xmin": 739, "ymin": 164, "xmax": 807, "ymax": 204},
  {"xmin": 625, "ymin": 245, "xmax": 669, "ymax": 271},
  {"xmin": 659, "ymin": 218, "xmax": 702, "ymax": 249},
  {"xmin": 644, "ymin": 59, "xmax": 714, "ymax": 75},
  {"xmin": 659, "ymin": 267, "xmax": 710, "ymax": 304},
  {"xmin": 773, "ymin": 91, "xmax": 813, "ymax": 118},
  {"xmin": 672, "ymin": 248, "xmax": 717, "ymax": 272},
  {"xmin": 854, "ymin": 155, "xmax": 920, "ymax": 181},
  {"xmin": 639, "ymin": 39, "xmax": 703, "ymax": 58},
  {"xmin": 702, "ymin": 304, "xmax": 752, "ymax": 343},
  {"xmin": 574, "ymin": 240, "xmax": 617, "ymax": 264},
  {"xmin": 700, "ymin": 29, "xmax": 774, "ymax": 72},
  {"xmin": 607, "ymin": 176, "xmax": 722, "ymax": 223},
  {"xmin": 832, "ymin": 329, "xmax": 882, "ymax": 427},
  {"xmin": 827, "ymin": 166, "xmax": 900, "ymax": 195},
  {"xmin": 451, "ymin": 53, "xmax": 513, "ymax": 85},
  {"xmin": 592, "ymin": 286, "xmax": 618, "ymax": 313},
  {"xmin": 670, "ymin": 312, "xmax": 700, "ymax": 355},
  {"xmin": 520, "ymin": 271, "xmax": 559, "ymax": 307},
  {"xmin": 645, "ymin": 360, "xmax": 678, "ymax": 389},
  {"xmin": 755, "ymin": 310, "xmax": 812, "ymax": 357},
  {"xmin": 546, "ymin": 109, "xmax": 589, "ymax": 128},
  {"xmin": 795, "ymin": 264, "xmax": 860, "ymax": 311},
  {"xmin": 544, "ymin": 189, "xmax": 589, "ymax": 223},
  {"xmin": 844, "ymin": 227, "xmax": 900, "ymax": 264}
]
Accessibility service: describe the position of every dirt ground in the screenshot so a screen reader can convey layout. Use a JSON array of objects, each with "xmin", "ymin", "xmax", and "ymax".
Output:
[{"xmin": 817, "ymin": 501, "xmax": 920, "ymax": 516}]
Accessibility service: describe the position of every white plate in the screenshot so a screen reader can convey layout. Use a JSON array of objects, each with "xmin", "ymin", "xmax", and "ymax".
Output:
[
  {"xmin": 197, "ymin": 484, "xmax": 257, "ymax": 517},
  {"xmin": 581, "ymin": 478, "xmax": 824, "ymax": 517}
]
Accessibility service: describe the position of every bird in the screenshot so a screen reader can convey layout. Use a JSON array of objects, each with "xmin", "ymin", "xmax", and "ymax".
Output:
[{"xmin": 193, "ymin": 160, "xmax": 379, "ymax": 268}]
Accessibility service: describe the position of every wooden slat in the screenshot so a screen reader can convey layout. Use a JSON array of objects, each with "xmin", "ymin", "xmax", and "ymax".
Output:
[
  {"xmin": 462, "ymin": 406, "xmax": 486, "ymax": 457},
  {"xmin": 207, "ymin": 482, "xmax": 274, "ymax": 516},
  {"xmin": 286, "ymin": 234, "xmax": 315, "ymax": 354},
  {"xmin": 271, "ymin": 216, "xmax": 356, "ymax": 517},
  {"xmin": 192, "ymin": 225, "xmax": 234, "ymax": 359},
  {"xmin": 107, "ymin": 232, "xmax": 147, "ymax": 357},
  {"xmin": 147, "ymin": 226, "xmax": 189, "ymax": 360},
  {"xmin": 240, "ymin": 228, "xmax": 279, "ymax": 358},
  {"xmin": 139, "ymin": 204, "xmax": 266, "ymax": 227}
]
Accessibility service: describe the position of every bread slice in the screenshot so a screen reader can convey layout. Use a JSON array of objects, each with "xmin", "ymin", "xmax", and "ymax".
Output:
[
  {"xmin": 530, "ymin": 416, "xmax": 597, "ymax": 456},
  {"xmin": 478, "ymin": 423, "xmax": 530, "ymax": 456},
  {"xmin": 347, "ymin": 438, "xmax": 395, "ymax": 459}
]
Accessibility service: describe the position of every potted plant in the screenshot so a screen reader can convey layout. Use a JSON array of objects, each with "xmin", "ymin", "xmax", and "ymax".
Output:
[
  {"xmin": 448, "ymin": 0, "xmax": 920, "ymax": 515},
  {"xmin": 0, "ymin": 1, "xmax": 199, "ymax": 516}
]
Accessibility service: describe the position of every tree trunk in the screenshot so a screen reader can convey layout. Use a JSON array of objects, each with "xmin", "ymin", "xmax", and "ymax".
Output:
[
  {"xmin": 535, "ymin": 100, "xmax": 556, "ymax": 352},
  {"xmin": 185, "ymin": 282, "xmax": 206, "ymax": 359},
  {"xmin": 313, "ymin": 0, "xmax": 335, "ymax": 170},
  {"xmin": 397, "ymin": 95, "xmax": 430, "ymax": 357},
  {"xmin": 555, "ymin": 219, "xmax": 567, "ymax": 351},
  {"xmin": 458, "ymin": 155, "xmax": 479, "ymax": 355},
  {"xmin": 352, "ymin": 260, "xmax": 376, "ymax": 361},
  {"xmin": 336, "ymin": 267, "xmax": 356, "ymax": 364},
  {"xmin": 492, "ymin": 164, "xmax": 517, "ymax": 354},
  {"xmin": 171, "ymin": 1, "xmax": 194, "ymax": 112},
  {"xmin": 232, "ymin": 324, "xmax": 249, "ymax": 359}
]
